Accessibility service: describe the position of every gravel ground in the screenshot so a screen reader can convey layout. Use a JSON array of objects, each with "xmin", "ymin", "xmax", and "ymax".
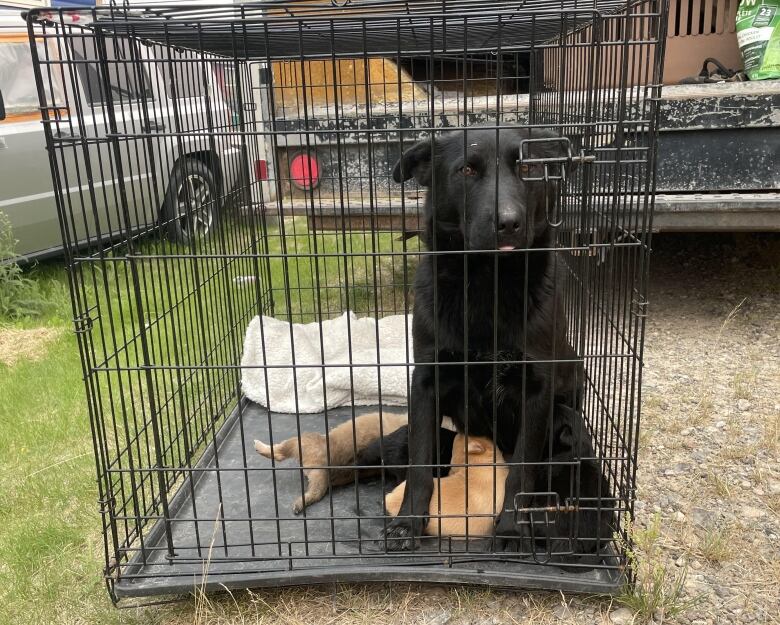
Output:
[
  {"xmin": 523, "ymin": 232, "xmax": 780, "ymax": 624},
  {"xmin": 169, "ymin": 233, "xmax": 780, "ymax": 625},
  {"xmin": 626, "ymin": 233, "xmax": 780, "ymax": 625}
]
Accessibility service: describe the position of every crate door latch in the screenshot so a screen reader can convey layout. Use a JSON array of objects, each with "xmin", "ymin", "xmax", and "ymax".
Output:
[{"xmin": 517, "ymin": 136, "xmax": 595, "ymax": 226}]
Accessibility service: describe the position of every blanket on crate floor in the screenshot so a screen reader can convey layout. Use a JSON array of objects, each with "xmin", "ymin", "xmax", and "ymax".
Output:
[{"xmin": 241, "ymin": 312, "xmax": 414, "ymax": 413}]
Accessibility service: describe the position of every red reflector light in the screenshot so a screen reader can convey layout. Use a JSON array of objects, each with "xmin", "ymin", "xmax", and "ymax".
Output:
[
  {"xmin": 289, "ymin": 153, "xmax": 319, "ymax": 190},
  {"xmin": 255, "ymin": 159, "xmax": 268, "ymax": 180}
]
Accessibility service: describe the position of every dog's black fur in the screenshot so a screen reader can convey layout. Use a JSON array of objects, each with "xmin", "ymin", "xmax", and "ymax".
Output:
[
  {"xmin": 530, "ymin": 405, "xmax": 614, "ymax": 562},
  {"xmin": 357, "ymin": 426, "xmax": 457, "ymax": 485},
  {"xmin": 385, "ymin": 126, "xmax": 582, "ymax": 550}
]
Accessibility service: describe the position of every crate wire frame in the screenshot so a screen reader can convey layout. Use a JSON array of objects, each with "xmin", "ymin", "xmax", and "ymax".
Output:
[{"xmin": 28, "ymin": 0, "xmax": 667, "ymax": 601}]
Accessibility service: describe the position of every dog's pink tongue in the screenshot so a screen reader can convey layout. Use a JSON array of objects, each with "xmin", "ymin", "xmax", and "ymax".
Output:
[{"xmin": 499, "ymin": 245, "xmax": 515, "ymax": 251}]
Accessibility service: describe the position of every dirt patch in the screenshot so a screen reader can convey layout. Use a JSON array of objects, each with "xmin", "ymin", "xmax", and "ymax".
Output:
[{"xmin": 0, "ymin": 327, "xmax": 63, "ymax": 367}]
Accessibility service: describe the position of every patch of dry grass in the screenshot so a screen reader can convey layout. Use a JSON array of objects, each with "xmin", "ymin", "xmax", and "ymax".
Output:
[
  {"xmin": 705, "ymin": 471, "xmax": 732, "ymax": 499},
  {"xmin": 731, "ymin": 370, "xmax": 758, "ymax": 401},
  {"xmin": 763, "ymin": 411, "xmax": 779, "ymax": 454},
  {"xmin": 0, "ymin": 326, "xmax": 63, "ymax": 367},
  {"xmin": 768, "ymin": 495, "xmax": 780, "ymax": 518},
  {"xmin": 162, "ymin": 585, "xmax": 562, "ymax": 625},
  {"xmin": 693, "ymin": 524, "xmax": 734, "ymax": 565},
  {"xmin": 685, "ymin": 298, "xmax": 746, "ymax": 426},
  {"xmin": 689, "ymin": 395, "xmax": 715, "ymax": 426},
  {"xmin": 715, "ymin": 442, "xmax": 761, "ymax": 464}
]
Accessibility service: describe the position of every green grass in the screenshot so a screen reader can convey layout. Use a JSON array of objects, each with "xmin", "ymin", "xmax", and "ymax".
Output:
[
  {"xmin": 0, "ymin": 216, "xmax": 411, "ymax": 625},
  {"xmin": 616, "ymin": 514, "xmax": 702, "ymax": 623},
  {"xmin": 0, "ymin": 212, "xmax": 61, "ymax": 320},
  {"xmin": 0, "ymin": 284, "xmax": 140, "ymax": 624},
  {"xmin": 263, "ymin": 216, "xmax": 417, "ymax": 320},
  {"xmin": 0, "ymin": 257, "xmax": 174, "ymax": 624}
]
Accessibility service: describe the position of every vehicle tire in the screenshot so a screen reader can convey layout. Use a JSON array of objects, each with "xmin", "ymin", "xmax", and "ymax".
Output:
[{"xmin": 162, "ymin": 158, "xmax": 220, "ymax": 244}]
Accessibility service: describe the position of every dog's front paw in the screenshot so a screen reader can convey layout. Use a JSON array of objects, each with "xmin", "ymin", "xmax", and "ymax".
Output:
[
  {"xmin": 494, "ymin": 509, "xmax": 532, "ymax": 553},
  {"xmin": 381, "ymin": 516, "xmax": 423, "ymax": 551}
]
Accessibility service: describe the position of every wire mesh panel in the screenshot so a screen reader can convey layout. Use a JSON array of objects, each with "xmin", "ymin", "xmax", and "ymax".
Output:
[{"xmin": 28, "ymin": 0, "xmax": 667, "ymax": 601}]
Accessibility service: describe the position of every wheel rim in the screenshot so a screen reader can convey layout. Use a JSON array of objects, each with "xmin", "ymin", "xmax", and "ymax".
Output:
[{"xmin": 176, "ymin": 173, "xmax": 214, "ymax": 240}]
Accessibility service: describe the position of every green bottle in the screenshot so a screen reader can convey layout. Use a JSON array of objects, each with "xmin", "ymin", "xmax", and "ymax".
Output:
[{"xmin": 736, "ymin": 0, "xmax": 780, "ymax": 80}]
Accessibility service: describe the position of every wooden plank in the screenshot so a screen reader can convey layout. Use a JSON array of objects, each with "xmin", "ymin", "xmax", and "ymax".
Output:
[
  {"xmin": 272, "ymin": 57, "xmax": 426, "ymax": 113},
  {"xmin": 307, "ymin": 214, "xmax": 422, "ymax": 234}
]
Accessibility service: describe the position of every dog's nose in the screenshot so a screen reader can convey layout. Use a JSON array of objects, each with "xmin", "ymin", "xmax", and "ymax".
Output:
[{"xmin": 497, "ymin": 215, "xmax": 521, "ymax": 234}]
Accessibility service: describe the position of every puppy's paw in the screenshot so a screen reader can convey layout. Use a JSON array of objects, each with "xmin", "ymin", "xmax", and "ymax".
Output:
[
  {"xmin": 254, "ymin": 439, "xmax": 272, "ymax": 458},
  {"xmin": 381, "ymin": 517, "xmax": 422, "ymax": 551}
]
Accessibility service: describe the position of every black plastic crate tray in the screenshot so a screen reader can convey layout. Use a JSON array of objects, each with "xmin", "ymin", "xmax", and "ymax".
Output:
[{"xmin": 116, "ymin": 403, "xmax": 623, "ymax": 597}]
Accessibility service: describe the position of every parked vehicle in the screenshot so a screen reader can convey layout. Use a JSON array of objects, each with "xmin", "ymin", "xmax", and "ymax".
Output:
[
  {"xmin": 267, "ymin": 0, "xmax": 779, "ymax": 234},
  {"xmin": 0, "ymin": 8, "xmax": 272, "ymax": 261}
]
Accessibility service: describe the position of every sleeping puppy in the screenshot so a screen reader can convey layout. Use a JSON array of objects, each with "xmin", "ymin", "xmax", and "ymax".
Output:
[
  {"xmin": 369, "ymin": 406, "xmax": 612, "ymax": 554},
  {"xmin": 385, "ymin": 126, "xmax": 582, "ymax": 550},
  {"xmin": 254, "ymin": 411, "xmax": 407, "ymax": 514},
  {"xmin": 384, "ymin": 434, "xmax": 508, "ymax": 537}
]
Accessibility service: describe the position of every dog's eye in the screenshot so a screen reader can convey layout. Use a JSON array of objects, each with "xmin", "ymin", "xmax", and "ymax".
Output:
[
  {"xmin": 460, "ymin": 165, "xmax": 477, "ymax": 176},
  {"xmin": 518, "ymin": 163, "xmax": 531, "ymax": 176}
]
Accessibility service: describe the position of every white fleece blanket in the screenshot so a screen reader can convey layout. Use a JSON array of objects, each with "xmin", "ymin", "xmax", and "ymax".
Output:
[{"xmin": 241, "ymin": 312, "xmax": 414, "ymax": 413}]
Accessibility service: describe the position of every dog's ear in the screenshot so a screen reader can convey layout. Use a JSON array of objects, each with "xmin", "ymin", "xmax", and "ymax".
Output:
[
  {"xmin": 466, "ymin": 439, "xmax": 486, "ymax": 455},
  {"xmin": 392, "ymin": 138, "xmax": 434, "ymax": 186}
]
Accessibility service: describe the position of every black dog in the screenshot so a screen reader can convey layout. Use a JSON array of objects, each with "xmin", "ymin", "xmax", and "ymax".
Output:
[{"xmin": 385, "ymin": 126, "xmax": 582, "ymax": 551}]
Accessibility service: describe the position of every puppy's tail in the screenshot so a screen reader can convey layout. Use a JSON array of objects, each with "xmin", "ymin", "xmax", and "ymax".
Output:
[{"xmin": 254, "ymin": 437, "xmax": 297, "ymax": 461}]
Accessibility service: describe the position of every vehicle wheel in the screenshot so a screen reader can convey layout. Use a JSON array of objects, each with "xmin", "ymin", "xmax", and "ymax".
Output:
[{"xmin": 162, "ymin": 158, "xmax": 219, "ymax": 243}]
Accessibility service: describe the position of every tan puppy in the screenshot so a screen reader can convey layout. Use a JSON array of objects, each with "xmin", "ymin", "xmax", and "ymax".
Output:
[
  {"xmin": 385, "ymin": 434, "xmax": 507, "ymax": 537},
  {"xmin": 254, "ymin": 411, "xmax": 407, "ymax": 514}
]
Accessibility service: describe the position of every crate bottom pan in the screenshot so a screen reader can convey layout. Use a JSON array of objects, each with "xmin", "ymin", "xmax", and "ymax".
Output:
[{"xmin": 116, "ymin": 403, "xmax": 624, "ymax": 597}]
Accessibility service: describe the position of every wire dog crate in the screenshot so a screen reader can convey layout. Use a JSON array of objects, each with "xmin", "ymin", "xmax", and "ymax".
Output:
[{"xmin": 29, "ymin": 0, "xmax": 667, "ymax": 601}]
